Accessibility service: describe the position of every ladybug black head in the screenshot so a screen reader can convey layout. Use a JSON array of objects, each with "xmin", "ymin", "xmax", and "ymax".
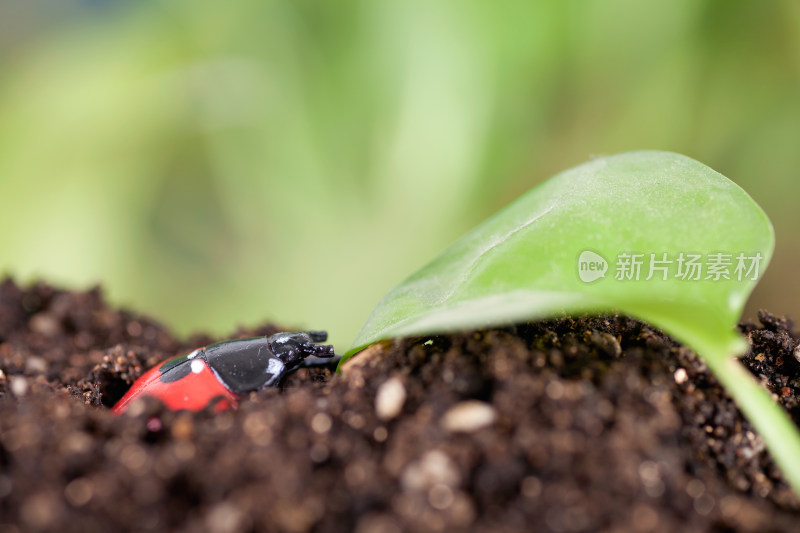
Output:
[{"xmin": 267, "ymin": 331, "xmax": 335, "ymax": 366}]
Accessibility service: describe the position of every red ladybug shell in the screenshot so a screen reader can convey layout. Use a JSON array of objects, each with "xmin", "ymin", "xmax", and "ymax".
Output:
[
  {"xmin": 111, "ymin": 352, "xmax": 237, "ymax": 414},
  {"xmin": 111, "ymin": 332, "xmax": 337, "ymax": 415}
]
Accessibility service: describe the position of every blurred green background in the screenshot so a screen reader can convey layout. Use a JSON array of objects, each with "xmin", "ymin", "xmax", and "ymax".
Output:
[{"xmin": 0, "ymin": 0, "xmax": 798, "ymax": 348}]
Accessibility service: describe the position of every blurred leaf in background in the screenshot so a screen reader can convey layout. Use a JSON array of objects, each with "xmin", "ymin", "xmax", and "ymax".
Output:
[{"xmin": 0, "ymin": 0, "xmax": 798, "ymax": 347}]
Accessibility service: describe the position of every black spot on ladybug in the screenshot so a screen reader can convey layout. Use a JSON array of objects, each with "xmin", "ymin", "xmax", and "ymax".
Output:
[
  {"xmin": 204, "ymin": 338, "xmax": 283, "ymax": 395},
  {"xmin": 158, "ymin": 355, "xmax": 193, "ymax": 383}
]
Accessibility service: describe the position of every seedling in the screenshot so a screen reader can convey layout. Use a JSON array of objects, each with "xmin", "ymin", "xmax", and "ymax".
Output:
[{"xmin": 342, "ymin": 151, "xmax": 800, "ymax": 494}]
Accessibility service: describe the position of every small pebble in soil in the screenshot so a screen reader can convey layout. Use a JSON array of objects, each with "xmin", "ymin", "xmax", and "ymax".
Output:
[
  {"xmin": 10, "ymin": 375, "xmax": 28, "ymax": 396},
  {"xmin": 441, "ymin": 400, "xmax": 497, "ymax": 433},
  {"xmin": 374, "ymin": 375, "xmax": 406, "ymax": 421},
  {"xmin": 401, "ymin": 450, "xmax": 461, "ymax": 491}
]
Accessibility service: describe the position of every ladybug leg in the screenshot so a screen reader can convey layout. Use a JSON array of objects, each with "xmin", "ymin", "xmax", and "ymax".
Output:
[
  {"xmin": 310, "ymin": 342, "xmax": 336, "ymax": 358},
  {"xmin": 306, "ymin": 331, "xmax": 328, "ymax": 342},
  {"xmin": 301, "ymin": 355, "xmax": 341, "ymax": 371}
]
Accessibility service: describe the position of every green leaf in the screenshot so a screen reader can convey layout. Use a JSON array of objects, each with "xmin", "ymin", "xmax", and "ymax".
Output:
[
  {"xmin": 346, "ymin": 150, "xmax": 772, "ymax": 358},
  {"xmin": 343, "ymin": 151, "xmax": 800, "ymax": 494}
]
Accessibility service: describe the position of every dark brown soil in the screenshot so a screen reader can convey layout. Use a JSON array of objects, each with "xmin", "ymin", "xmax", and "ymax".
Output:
[{"xmin": 1, "ymin": 278, "xmax": 800, "ymax": 533}]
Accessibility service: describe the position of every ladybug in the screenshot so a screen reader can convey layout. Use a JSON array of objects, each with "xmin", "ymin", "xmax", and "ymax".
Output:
[{"xmin": 112, "ymin": 331, "xmax": 337, "ymax": 414}]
